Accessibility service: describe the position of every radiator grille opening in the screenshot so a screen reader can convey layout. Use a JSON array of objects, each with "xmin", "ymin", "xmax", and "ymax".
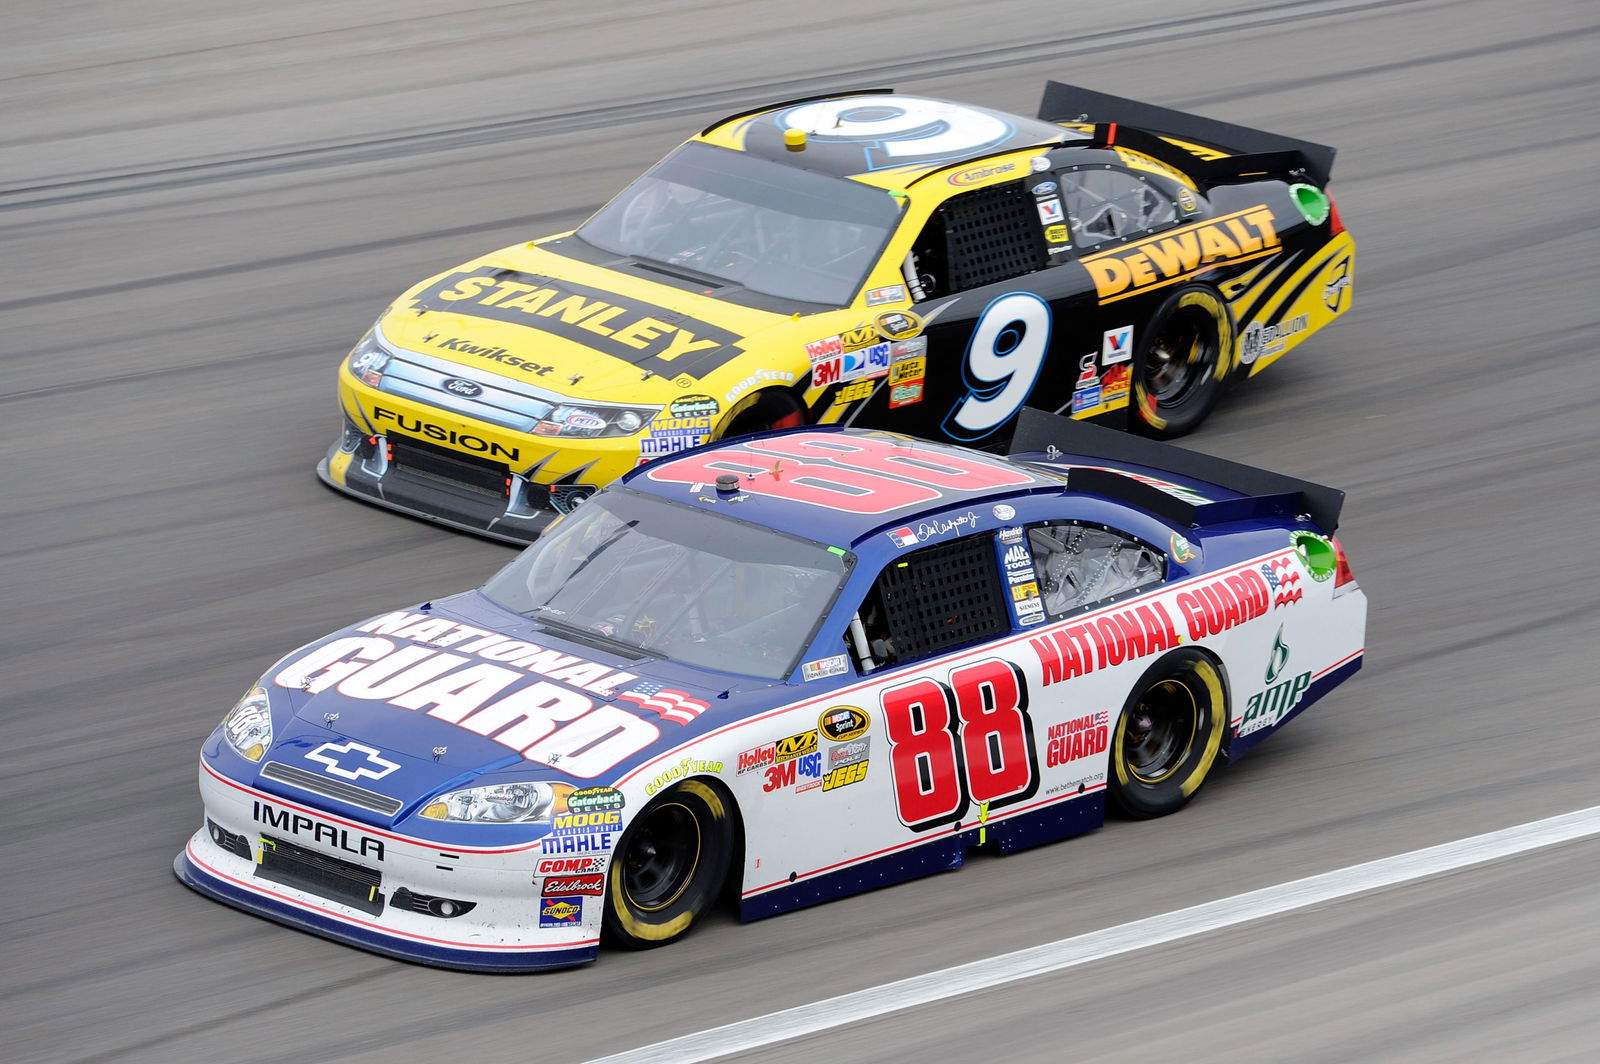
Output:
[
  {"xmin": 255, "ymin": 833, "xmax": 384, "ymax": 915},
  {"xmin": 389, "ymin": 435, "xmax": 507, "ymax": 497}
]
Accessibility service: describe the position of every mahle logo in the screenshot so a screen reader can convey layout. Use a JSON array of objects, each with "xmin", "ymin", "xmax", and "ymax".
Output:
[{"xmin": 1240, "ymin": 626, "xmax": 1311, "ymax": 737}]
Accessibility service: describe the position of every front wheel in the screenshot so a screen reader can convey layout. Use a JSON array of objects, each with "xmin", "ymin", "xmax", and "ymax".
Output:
[
  {"xmin": 1108, "ymin": 650, "xmax": 1227, "ymax": 818},
  {"xmin": 1131, "ymin": 286, "xmax": 1233, "ymax": 438},
  {"xmin": 717, "ymin": 388, "xmax": 806, "ymax": 440},
  {"xmin": 603, "ymin": 779, "xmax": 734, "ymax": 949}
]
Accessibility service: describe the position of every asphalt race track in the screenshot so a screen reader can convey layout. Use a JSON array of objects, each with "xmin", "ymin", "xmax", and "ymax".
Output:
[{"xmin": 4, "ymin": 0, "xmax": 1598, "ymax": 1060}]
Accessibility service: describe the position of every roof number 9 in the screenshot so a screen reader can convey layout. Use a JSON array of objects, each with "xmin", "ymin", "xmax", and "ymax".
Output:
[
  {"xmin": 944, "ymin": 292, "xmax": 1052, "ymax": 441},
  {"xmin": 780, "ymin": 96, "xmax": 1012, "ymax": 169}
]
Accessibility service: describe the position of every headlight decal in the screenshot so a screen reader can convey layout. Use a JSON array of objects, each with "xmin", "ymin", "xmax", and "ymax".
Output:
[
  {"xmin": 222, "ymin": 687, "xmax": 273, "ymax": 762},
  {"xmin": 421, "ymin": 781, "xmax": 574, "ymax": 823}
]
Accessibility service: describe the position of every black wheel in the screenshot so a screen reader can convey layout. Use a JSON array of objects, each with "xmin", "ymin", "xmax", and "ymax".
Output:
[
  {"xmin": 1131, "ymin": 286, "xmax": 1233, "ymax": 438},
  {"xmin": 718, "ymin": 388, "xmax": 806, "ymax": 440},
  {"xmin": 603, "ymin": 779, "xmax": 734, "ymax": 949},
  {"xmin": 1108, "ymin": 650, "xmax": 1227, "ymax": 818}
]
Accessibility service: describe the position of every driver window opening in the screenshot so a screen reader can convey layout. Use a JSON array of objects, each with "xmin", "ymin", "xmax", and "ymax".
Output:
[
  {"xmin": 849, "ymin": 534, "xmax": 1011, "ymax": 673},
  {"xmin": 903, "ymin": 182, "xmax": 1049, "ymax": 301}
]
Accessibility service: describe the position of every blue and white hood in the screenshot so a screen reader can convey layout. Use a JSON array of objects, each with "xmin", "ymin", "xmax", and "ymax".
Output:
[{"xmin": 221, "ymin": 591, "xmax": 761, "ymax": 833}]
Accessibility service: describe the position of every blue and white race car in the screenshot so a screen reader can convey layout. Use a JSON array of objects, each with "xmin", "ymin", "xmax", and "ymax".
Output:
[{"xmin": 176, "ymin": 411, "xmax": 1366, "ymax": 970}]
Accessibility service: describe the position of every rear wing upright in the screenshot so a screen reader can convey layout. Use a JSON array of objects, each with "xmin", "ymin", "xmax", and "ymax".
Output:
[
  {"xmin": 1008, "ymin": 408, "xmax": 1345, "ymax": 533},
  {"xmin": 1038, "ymin": 81, "xmax": 1336, "ymax": 187}
]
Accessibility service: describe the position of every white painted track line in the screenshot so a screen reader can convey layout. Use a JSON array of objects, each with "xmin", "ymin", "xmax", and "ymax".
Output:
[{"xmin": 585, "ymin": 806, "xmax": 1600, "ymax": 1064}]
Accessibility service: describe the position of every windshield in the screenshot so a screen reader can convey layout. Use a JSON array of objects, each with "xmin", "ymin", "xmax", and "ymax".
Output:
[
  {"xmin": 576, "ymin": 141, "xmax": 901, "ymax": 306},
  {"xmin": 481, "ymin": 491, "xmax": 851, "ymax": 680}
]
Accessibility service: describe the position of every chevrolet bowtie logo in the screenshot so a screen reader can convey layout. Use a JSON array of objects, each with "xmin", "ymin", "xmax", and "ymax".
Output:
[{"xmin": 306, "ymin": 740, "xmax": 401, "ymax": 782}]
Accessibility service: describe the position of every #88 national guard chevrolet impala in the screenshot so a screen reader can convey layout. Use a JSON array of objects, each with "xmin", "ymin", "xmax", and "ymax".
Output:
[
  {"xmin": 184, "ymin": 411, "xmax": 1366, "ymax": 970},
  {"xmin": 319, "ymin": 82, "xmax": 1353, "ymax": 543}
]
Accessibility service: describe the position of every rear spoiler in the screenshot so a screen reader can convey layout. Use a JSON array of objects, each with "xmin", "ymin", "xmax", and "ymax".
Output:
[
  {"xmin": 1008, "ymin": 408, "xmax": 1345, "ymax": 533},
  {"xmin": 1038, "ymin": 82, "xmax": 1336, "ymax": 187}
]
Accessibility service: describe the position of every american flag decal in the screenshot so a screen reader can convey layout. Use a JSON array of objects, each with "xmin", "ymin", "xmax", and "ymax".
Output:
[
  {"xmin": 1267, "ymin": 557, "xmax": 1302, "ymax": 608},
  {"xmin": 617, "ymin": 683, "xmax": 709, "ymax": 726},
  {"xmin": 1093, "ymin": 709, "xmax": 1110, "ymax": 726}
]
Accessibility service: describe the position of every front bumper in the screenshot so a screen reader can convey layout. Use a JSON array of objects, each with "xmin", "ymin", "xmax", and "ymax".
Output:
[
  {"xmin": 318, "ymin": 437, "xmax": 564, "ymax": 545},
  {"xmin": 175, "ymin": 761, "xmax": 601, "ymax": 972},
  {"xmin": 320, "ymin": 369, "xmax": 646, "ymax": 544}
]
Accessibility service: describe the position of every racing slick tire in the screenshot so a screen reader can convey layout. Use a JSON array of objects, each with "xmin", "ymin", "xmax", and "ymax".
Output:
[
  {"xmin": 1108, "ymin": 649, "xmax": 1227, "ymax": 819},
  {"xmin": 1131, "ymin": 285, "xmax": 1233, "ymax": 439},
  {"xmin": 604, "ymin": 778, "xmax": 734, "ymax": 949},
  {"xmin": 717, "ymin": 388, "xmax": 806, "ymax": 440}
]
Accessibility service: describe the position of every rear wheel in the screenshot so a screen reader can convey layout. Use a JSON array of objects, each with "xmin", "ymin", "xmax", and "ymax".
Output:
[
  {"xmin": 1108, "ymin": 650, "xmax": 1227, "ymax": 818},
  {"xmin": 1131, "ymin": 286, "xmax": 1232, "ymax": 438},
  {"xmin": 603, "ymin": 779, "xmax": 733, "ymax": 949},
  {"xmin": 718, "ymin": 389, "xmax": 806, "ymax": 440}
]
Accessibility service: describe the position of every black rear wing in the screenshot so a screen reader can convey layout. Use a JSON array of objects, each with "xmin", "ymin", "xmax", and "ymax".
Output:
[
  {"xmin": 1038, "ymin": 82, "xmax": 1336, "ymax": 187},
  {"xmin": 1008, "ymin": 408, "xmax": 1345, "ymax": 533}
]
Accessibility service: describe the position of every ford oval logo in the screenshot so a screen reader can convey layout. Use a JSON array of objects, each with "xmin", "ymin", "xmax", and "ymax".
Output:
[{"xmin": 441, "ymin": 377, "xmax": 483, "ymax": 398}]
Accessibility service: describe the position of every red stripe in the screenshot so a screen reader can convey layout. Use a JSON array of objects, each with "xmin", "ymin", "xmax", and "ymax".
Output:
[
  {"xmin": 185, "ymin": 840, "xmax": 595, "ymax": 952},
  {"xmin": 1315, "ymin": 648, "xmax": 1364, "ymax": 679}
]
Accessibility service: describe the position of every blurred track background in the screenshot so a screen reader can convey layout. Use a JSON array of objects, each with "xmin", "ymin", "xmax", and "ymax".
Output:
[{"xmin": 3, "ymin": 1, "xmax": 1598, "ymax": 1060}]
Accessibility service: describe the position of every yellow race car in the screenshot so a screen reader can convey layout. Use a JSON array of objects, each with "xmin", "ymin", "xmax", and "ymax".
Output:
[{"xmin": 319, "ymin": 82, "xmax": 1354, "ymax": 542}]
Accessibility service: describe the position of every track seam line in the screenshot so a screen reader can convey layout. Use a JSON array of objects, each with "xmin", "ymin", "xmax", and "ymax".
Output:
[{"xmin": 584, "ymin": 805, "xmax": 1600, "ymax": 1064}]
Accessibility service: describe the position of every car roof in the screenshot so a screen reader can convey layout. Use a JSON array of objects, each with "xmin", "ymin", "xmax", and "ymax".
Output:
[
  {"xmin": 622, "ymin": 427, "xmax": 1067, "ymax": 547},
  {"xmin": 694, "ymin": 91, "xmax": 1086, "ymax": 187}
]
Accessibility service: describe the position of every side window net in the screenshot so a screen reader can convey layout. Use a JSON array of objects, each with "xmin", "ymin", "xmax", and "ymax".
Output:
[
  {"xmin": 1028, "ymin": 522, "xmax": 1165, "ymax": 620},
  {"xmin": 912, "ymin": 183, "xmax": 1047, "ymax": 298},
  {"xmin": 858, "ymin": 535, "xmax": 1010, "ymax": 669}
]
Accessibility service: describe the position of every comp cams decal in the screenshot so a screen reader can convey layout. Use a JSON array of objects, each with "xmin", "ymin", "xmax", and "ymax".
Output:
[{"xmin": 408, "ymin": 270, "xmax": 744, "ymax": 378}]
